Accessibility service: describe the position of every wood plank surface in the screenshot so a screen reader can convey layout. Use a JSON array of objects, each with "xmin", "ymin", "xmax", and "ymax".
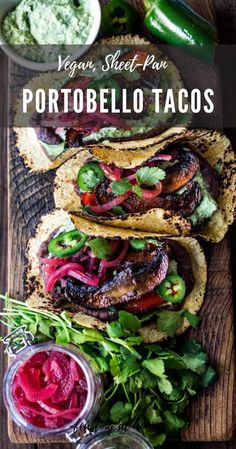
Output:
[{"xmin": 1, "ymin": 0, "xmax": 236, "ymax": 447}]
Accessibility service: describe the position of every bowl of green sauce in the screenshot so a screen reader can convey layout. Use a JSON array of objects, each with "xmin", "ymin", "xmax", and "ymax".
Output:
[{"xmin": 0, "ymin": 0, "xmax": 101, "ymax": 71}]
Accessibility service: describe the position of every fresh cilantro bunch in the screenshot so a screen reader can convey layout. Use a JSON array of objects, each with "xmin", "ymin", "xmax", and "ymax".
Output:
[
  {"xmin": 110, "ymin": 167, "xmax": 166, "ymax": 197},
  {"xmin": 0, "ymin": 295, "xmax": 216, "ymax": 447}
]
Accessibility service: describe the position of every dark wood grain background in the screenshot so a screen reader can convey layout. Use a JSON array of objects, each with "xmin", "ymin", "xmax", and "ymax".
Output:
[{"xmin": 1, "ymin": 0, "xmax": 236, "ymax": 447}]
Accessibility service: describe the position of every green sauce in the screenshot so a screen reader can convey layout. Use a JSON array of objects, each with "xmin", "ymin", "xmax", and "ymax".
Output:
[
  {"xmin": 190, "ymin": 172, "xmax": 218, "ymax": 226},
  {"xmin": 1, "ymin": 0, "xmax": 92, "ymax": 62},
  {"xmin": 39, "ymin": 141, "xmax": 66, "ymax": 159}
]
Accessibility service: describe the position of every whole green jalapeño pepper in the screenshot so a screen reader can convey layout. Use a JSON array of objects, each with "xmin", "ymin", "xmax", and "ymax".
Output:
[
  {"xmin": 102, "ymin": 0, "xmax": 139, "ymax": 35},
  {"xmin": 144, "ymin": 0, "xmax": 217, "ymax": 63},
  {"xmin": 48, "ymin": 230, "xmax": 88, "ymax": 257}
]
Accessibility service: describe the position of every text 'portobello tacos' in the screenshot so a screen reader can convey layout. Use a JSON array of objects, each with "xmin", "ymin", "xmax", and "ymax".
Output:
[
  {"xmin": 14, "ymin": 34, "xmax": 185, "ymax": 171},
  {"xmin": 26, "ymin": 210, "xmax": 206, "ymax": 343},
  {"xmin": 54, "ymin": 129, "xmax": 236, "ymax": 242}
]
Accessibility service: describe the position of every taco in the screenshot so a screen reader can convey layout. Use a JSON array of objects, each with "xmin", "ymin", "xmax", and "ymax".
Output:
[
  {"xmin": 54, "ymin": 129, "xmax": 236, "ymax": 242},
  {"xmin": 14, "ymin": 34, "xmax": 186, "ymax": 171},
  {"xmin": 25, "ymin": 210, "xmax": 206, "ymax": 343}
]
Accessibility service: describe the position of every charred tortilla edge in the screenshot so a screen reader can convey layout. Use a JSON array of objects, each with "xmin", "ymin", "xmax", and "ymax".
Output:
[
  {"xmin": 25, "ymin": 210, "xmax": 206, "ymax": 342},
  {"xmin": 54, "ymin": 129, "xmax": 236, "ymax": 242}
]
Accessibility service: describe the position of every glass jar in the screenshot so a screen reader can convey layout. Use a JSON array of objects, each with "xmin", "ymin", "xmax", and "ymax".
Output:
[
  {"xmin": 79, "ymin": 427, "xmax": 154, "ymax": 449},
  {"xmin": 3, "ymin": 341, "xmax": 103, "ymax": 439}
]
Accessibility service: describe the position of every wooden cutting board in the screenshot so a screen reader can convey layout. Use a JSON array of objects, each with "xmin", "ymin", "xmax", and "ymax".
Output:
[{"xmin": 7, "ymin": 0, "xmax": 236, "ymax": 444}]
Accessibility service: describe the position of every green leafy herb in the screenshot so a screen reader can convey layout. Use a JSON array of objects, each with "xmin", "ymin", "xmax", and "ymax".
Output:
[
  {"xmin": 156, "ymin": 309, "xmax": 201, "ymax": 337},
  {"xmin": 0, "ymin": 294, "xmax": 216, "ymax": 449},
  {"xmin": 136, "ymin": 167, "xmax": 166, "ymax": 186},
  {"xmin": 143, "ymin": 431, "xmax": 166, "ymax": 447},
  {"xmin": 163, "ymin": 410, "xmax": 186, "ymax": 431},
  {"xmin": 132, "ymin": 184, "xmax": 143, "ymax": 197},
  {"xmin": 110, "ymin": 401, "xmax": 133, "ymax": 423},
  {"xmin": 110, "ymin": 166, "xmax": 166, "ymax": 199},
  {"xmin": 182, "ymin": 351, "xmax": 208, "ymax": 374},
  {"xmin": 110, "ymin": 178, "xmax": 131, "ymax": 195},
  {"xmin": 86, "ymin": 237, "xmax": 113, "ymax": 259},
  {"xmin": 157, "ymin": 310, "xmax": 184, "ymax": 337},
  {"xmin": 118, "ymin": 311, "xmax": 141, "ymax": 332},
  {"xmin": 112, "ymin": 206, "xmax": 126, "ymax": 216},
  {"xmin": 107, "ymin": 321, "xmax": 125, "ymax": 338},
  {"xmin": 200, "ymin": 366, "xmax": 217, "ymax": 387},
  {"xmin": 145, "ymin": 402, "xmax": 163, "ymax": 424},
  {"xmin": 142, "ymin": 359, "xmax": 173, "ymax": 395},
  {"xmin": 82, "ymin": 169, "xmax": 101, "ymax": 189},
  {"xmin": 142, "ymin": 358, "xmax": 166, "ymax": 377},
  {"xmin": 130, "ymin": 239, "xmax": 147, "ymax": 250},
  {"xmin": 183, "ymin": 310, "xmax": 201, "ymax": 328}
]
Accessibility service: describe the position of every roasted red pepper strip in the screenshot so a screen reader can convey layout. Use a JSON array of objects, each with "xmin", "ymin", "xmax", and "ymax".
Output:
[
  {"xmin": 124, "ymin": 291, "xmax": 165, "ymax": 313},
  {"xmin": 81, "ymin": 192, "xmax": 98, "ymax": 207}
]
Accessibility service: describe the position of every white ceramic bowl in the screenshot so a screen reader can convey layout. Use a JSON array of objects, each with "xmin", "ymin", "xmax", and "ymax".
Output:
[{"xmin": 0, "ymin": 0, "xmax": 101, "ymax": 71}]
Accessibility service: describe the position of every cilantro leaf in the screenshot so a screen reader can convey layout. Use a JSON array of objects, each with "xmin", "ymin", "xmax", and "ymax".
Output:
[
  {"xmin": 142, "ymin": 358, "xmax": 165, "ymax": 377},
  {"xmin": 163, "ymin": 410, "xmax": 186, "ymax": 430},
  {"xmin": 181, "ymin": 339, "xmax": 203, "ymax": 355},
  {"xmin": 132, "ymin": 184, "xmax": 143, "ymax": 197},
  {"xmin": 182, "ymin": 351, "xmax": 208, "ymax": 374},
  {"xmin": 118, "ymin": 311, "xmax": 141, "ymax": 332},
  {"xmin": 110, "ymin": 355, "xmax": 121, "ymax": 378},
  {"xmin": 82, "ymin": 169, "xmax": 100, "ymax": 189},
  {"xmin": 181, "ymin": 370, "xmax": 195, "ymax": 391},
  {"xmin": 94, "ymin": 356, "xmax": 109, "ymax": 372},
  {"xmin": 112, "ymin": 356, "xmax": 140, "ymax": 384},
  {"xmin": 110, "ymin": 178, "xmax": 131, "ymax": 195},
  {"xmin": 157, "ymin": 310, "xmax": 184, "ymax": 337},
  {"xmin": 125, "ymin": 335, "xmax": 143, "ymax": 346},
  {"xmin": 82, "ymin": 328, "xmax": 105, "ymax": 342},
  {"xmin": 110, "ymin": 401, "xmax": 133, "ymax": 423},
  {"xmin": 37, "ymin": 318, "xmax": 53, "ymax": 338},
  {"xmin": 157, "ymin": 377, "xmax": 173, "ymax": 395},
  {"xmin": 136, "ymin": 166, "xmax": 166, "ymax": 186},
  {"xmin": 200, "ymin": 366, "xmax": 217, "ymax": 387},
  {"xmin": 55, "ymin": 327, "xmax": 70, "ymax": 344},
  {"xmin": 183, "ymin": 310, "xmax": 201, "ymax": 328},
  {"xmin": 143, "ymin": 429, "xmax": 166, "ymax": 447},
  {"xmin": 107, "ymin": 321, "xmax": 125, "ymax": 338},
  {"xmin": 112, "ymin": 206, "xmax": 126, "ymax": 216},
  {"xmin": 139, "ymin": 368, "xmax": 159, "ymax": 389},
  {"xmin": 86, "ymin": 237, "xmax": 113, "ymax": 259},
  {"xmin": 130, "ymin": 239, "xmax": 147, "ymax": 250},
  {"xmin": 142, "ymin": 359, "xmax": 173, "ymax": 395},
  {"xmin": 145, "ymin": 403, "xmax": 163, "ymax": 424}
]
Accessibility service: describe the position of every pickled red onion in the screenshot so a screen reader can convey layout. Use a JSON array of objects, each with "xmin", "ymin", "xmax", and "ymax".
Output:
[
  {"xmin": 40, "ymin": 257, "xmax": 68, "ymax": 266},
  {"xmin": 100, "ymin": 163, "xmax": 123, "ymax": 181},
  {"xmin": 17, "ymin": 370, "xmax": 58, "ymax": 402},
  {"xmin": 100, "ymin": 241, "xmax": 129, "ymax": 270},
  {"xmin": 45, "ymin": 263, "xmax": 85, "ymax": 292},
  {"xmin": 141, "ymin": 183, "xmax": 162, "ymax": 199},
  {"xmin": 18, "ymin": 402, "xmax": 80, "ymax": 419},
  {"xmin": 149, "ymin": 154, "xmax": 173, "ymax": 161},
  {"xmin": 90, "ymin": 192, "xmax": 131, "ymax": 213},
  {"xmin": 67, "ymin": 270, "xmax": 100, "ymax": 286},
  {"xmin": 12, "ymin": 351, "xmax": 88, "ymax": 430}
]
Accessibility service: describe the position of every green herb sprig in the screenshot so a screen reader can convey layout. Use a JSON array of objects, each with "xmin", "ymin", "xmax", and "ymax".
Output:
[
  {"xmin": 110, "ymin": 167, "xmax": 166, "ymax": 197},
  {"xmin": 0, "ymin": 294, "xmax": 216, "ymax": 447}
]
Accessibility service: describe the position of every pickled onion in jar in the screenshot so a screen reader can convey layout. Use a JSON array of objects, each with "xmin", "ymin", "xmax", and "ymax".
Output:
[{"xmin": 11, "ymin": 350, "xmax": 88, "ymax": 429}]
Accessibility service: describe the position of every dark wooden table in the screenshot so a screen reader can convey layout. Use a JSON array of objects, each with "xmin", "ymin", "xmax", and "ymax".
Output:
[{"xmin": 1, "ymin": 0, "xmax": 236, "ymax": 447}]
